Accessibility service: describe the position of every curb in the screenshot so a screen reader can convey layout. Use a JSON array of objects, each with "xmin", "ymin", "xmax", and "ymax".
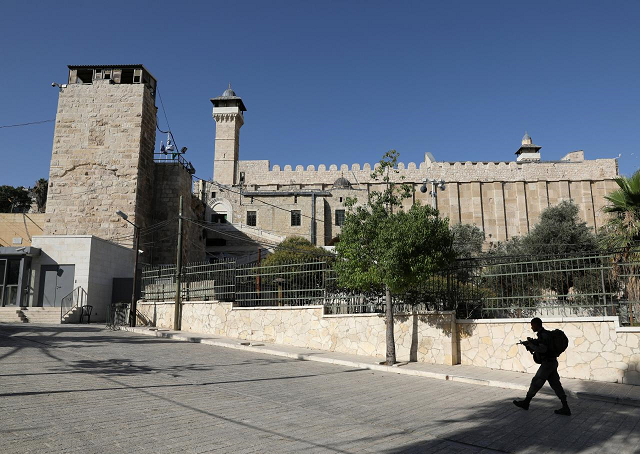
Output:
[{"xmin": 122, "ymin": 326, "xmax": 640, "ymax": 407}]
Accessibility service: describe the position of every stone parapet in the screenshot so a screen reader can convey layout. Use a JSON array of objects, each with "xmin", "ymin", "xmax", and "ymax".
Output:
[{"xmin": 238, "ymin": 158, "xmax": 618, "ymax": 185}]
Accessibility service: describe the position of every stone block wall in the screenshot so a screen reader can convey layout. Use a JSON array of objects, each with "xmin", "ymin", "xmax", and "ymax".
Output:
[
  {"xmin": 0, "ymin": 213, "xmax": 45, "ymax": 247},
  {"xmin": 138, "ymin": 301, "xmax": 458, "ymax": 365},
  {"xmin": 458, "ymin": 318, "xmax": 640, "ymax": 385},
  {"xmin": 237, "ymin": 157, "xmax": 618, "ymax": 186},
  {"xmin": 203, "ymin": 176, "xmax": 618, "ymax": 250},
  {"xmin": 150, "ymin": 163, "xmax": 205, "ymax": 265},
  {"xmin": 44, "ymin": 80, "xmax": 157, "ymax": 246},
  {"xmin": 138, "ymin": 301, "xmax": 640, "ymax": 384}
]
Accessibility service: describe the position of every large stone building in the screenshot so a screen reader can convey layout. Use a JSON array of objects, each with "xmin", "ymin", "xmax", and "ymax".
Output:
[
  {"xmin": 1, "ymin": 65, "xmax": 205, "ymax": 318},
  {"xmin": 196, "ymin": 87, "xmax": 620, "ymax": 259}
]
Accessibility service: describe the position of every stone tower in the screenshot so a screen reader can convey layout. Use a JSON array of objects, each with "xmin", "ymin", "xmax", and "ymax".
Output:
[
  {"xmin": 44, "ymin": 65, "xmax": 158, "ymax": 245},
  {"xmin": 515, "ymin": 132, "xmax": 542, "ymax": 162},
  {"xmin": 211, "ymin": 85, "xmax": 246, "ymax": 185}
]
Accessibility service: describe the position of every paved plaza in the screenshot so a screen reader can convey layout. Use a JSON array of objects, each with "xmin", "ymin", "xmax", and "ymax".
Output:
[{"xmin": 1, "ymin": 324, "xmax": 639, "ymax": 454}]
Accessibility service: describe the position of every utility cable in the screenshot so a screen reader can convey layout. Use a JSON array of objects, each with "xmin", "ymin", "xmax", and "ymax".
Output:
[
  {"xmin": 195, "ymin": 175, "xmax": 324, "ymax": 224},
  {"xmin": 0, "ymin": 119, "xmax": 55, "ymax": 129}
]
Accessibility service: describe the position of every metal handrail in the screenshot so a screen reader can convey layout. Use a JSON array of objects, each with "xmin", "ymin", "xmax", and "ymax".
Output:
[{"xmin": 60, "ymin": 287, "xmax": 88, "ymax": 321}]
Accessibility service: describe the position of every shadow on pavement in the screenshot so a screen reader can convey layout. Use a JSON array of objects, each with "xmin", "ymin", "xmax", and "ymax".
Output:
[{"xmin": 384, "ymin": 398, "xmax": 640, "ymax": 454}]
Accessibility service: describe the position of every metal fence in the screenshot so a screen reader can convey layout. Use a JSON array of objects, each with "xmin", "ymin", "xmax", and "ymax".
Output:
[
  {"xmin": 235, "ymin": 260, "xmax": 330, "ymax": 307},
  {"xmin": 323, "ymin": 252, "xmax": 640, "ymax": 326},
  {"xmin": 449, "ymin": 253, "xmax": 639, "ymax": 324},
  {"xmin": 141, "ymin": 260, "xmax": 236, "ymax": 302},
  {"xmin": 140, "ymin": 252, "xmax": 640, "ymax": 325}
]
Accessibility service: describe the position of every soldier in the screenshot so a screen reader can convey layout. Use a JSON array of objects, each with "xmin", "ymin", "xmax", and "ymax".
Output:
[{"xmin": 513, "ymin": 317, "xmax": 571, "ymax": 416}]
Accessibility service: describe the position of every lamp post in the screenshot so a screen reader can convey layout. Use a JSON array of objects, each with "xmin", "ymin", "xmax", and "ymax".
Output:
[
  {"xmin": 116, "ymin": 210, "xmax": 141, "ymax": 327},
  {"xmin": 420, "ymin": 178, "xmax": 445, "ymax": 209}
]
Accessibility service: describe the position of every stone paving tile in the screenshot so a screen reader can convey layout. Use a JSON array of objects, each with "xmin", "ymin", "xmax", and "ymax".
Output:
[
  {"xmin": 129, "ymin": 325, "xmax": 640, "ymax": 406},
  {"xmin": 1, "ymin": 324, "xmax": 639, "ymax": 454}
]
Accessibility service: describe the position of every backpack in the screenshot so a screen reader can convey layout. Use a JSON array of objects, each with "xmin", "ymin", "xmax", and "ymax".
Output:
[{"xmin": 549, "ymin": 329, "xmax": 569, "ymax": 357}]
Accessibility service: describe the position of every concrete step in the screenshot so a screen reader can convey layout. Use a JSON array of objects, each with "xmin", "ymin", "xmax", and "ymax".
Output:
[
  {"xmin": 20, "ymin": 307, "xmax": 61, "ymax": 324},
  {"xmin": 0, "ymin": 307, "xmax": 24, "ymax": 323}
]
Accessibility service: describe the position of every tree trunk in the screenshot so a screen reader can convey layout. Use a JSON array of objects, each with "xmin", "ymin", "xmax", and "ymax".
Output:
[{"xmin": 385, "ymin": 285, "xmax": 396, "ymax": 365}]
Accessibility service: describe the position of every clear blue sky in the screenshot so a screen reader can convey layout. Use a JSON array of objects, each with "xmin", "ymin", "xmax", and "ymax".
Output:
[{"xmin": 1, "ymin": 1, "xmax": 639, "ymax": 188}]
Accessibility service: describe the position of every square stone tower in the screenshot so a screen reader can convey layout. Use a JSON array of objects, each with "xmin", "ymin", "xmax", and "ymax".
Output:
[
  {"xmin": 211, "ymin": 85, "xmax": 246, "ymax": 185},
  {"xmin": 44, "ymin": 65, "xmax": 158, "ymax": 245}
]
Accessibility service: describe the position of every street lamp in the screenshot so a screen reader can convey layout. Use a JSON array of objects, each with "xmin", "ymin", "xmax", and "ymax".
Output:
[
  {"xmin": 420, "ymin": 178, "xmax": 445, "ymax": 209},
  {"xmin": 116, "ymin": 210, "xmax": 141, "ymax": 327}
]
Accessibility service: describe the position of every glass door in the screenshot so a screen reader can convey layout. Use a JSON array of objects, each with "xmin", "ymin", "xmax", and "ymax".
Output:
[
  {"xmin": 2, "ymin": 260, "xmax": 20, "ymax": 306},
  {"xmin": 0, "ymin": 260, "xmax": 5, "ymax": 306}
]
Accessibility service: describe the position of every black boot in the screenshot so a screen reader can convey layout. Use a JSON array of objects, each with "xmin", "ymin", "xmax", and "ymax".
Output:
[
  {"xmin": 554, "ymin": 398, "xmax": 571, "ymax": 416},
  {"xmin": 513, "ymin": 396, "xmax": 531, "ymax": 410}
]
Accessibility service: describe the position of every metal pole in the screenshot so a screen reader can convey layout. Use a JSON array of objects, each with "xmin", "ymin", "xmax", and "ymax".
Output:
[
  {"xmin": 311, "ymin": 193, "xmax": 316, "ymax": 245},
  {"xmin": 129, "ymin": 225, "xmax": 140, "ymax": 327},
  {"xmin": 256, "ymin": 248, "xmax": 261, "ymax": 297},
  {"xmin": 174, "ymin": 196, "xmax": 183, "ymax": 331}
]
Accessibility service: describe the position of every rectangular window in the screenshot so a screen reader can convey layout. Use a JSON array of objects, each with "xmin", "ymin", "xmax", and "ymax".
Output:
[
  {"xmin": 76, "ymin": 69, "xmax": 93, "ymax": 84},
  {"xmin": 291, "ymin": 210, "xmax": 301, "ymax": 226},
  {"xmin": 247, "ymin": 211, "xmax": 257, "ymax": 227},
  {"xmin": 335, "ymin": 209, "xmax": 345, "ymax": 226},
  {"xmin": 211, "ymin": 192, "xmax": 216, "ymax": 199}
]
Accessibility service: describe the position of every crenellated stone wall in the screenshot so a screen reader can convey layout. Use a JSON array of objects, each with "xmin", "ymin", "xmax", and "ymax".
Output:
[
  {"xmin": 237, "ymin": 156, "xmax": 618, "ymax": 186},
  {"xmin": 138, "ymin": 301, "xmax": 458, "ymax": 365}
]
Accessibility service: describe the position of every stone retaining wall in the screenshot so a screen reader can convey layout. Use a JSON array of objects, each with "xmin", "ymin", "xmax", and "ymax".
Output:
[
  {"xmin": 138, "ymin": 301, "xmax": 457, "ymax": 365},
  {"xmin": 458, "ymin": 318, "xmax": 640, "ymax": 385},
  {"xmin": 137, "ymin": 302, "xmax": 640, "ymax": 384}
]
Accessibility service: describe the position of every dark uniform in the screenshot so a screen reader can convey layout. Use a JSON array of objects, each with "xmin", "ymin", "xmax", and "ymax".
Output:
[
  {"xmin": 524, "ymin": 328, "xmax": 567, "ymax": 401},
  {"xmin": 514, "ymin": 325, "xmax": 571, "ymax": 415}
]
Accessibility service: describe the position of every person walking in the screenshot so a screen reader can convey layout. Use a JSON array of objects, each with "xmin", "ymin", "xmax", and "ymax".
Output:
[{"xmin": 513, "ymin": 317, "xmax": 571, "ymax": 416}]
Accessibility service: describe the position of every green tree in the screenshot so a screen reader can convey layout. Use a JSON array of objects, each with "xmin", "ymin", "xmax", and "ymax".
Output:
[
  {"xmin": 522, "ymin": 200, "xmax": 598, "ymax": 256},
  {"xmin": 31, "ymin": 178, "xmax": 48, "ymax": 213},
  {"xmin": 600, "ymin": 171, "xmax": 640, "ymax": 253},
  {"xmin": 451, "ymin": 223, "xmax": 485, "ymax": 258},
  {"xmin": 600, "ymin": 171, "xmax": 640, "ymax": 316},
  {"xmin": 0, "ymin": 185, "xmax": 31, "ymax": 213},
  {"xmin": 335, "ymin": 150, "xmax": 455, "ymax": 364},
  {"xmin": 260, "ymin": 237, "xmax": 334, "ymax": 305},
  {"xmin": 483, "ymin": 201, "xmax": 600, "ymax": 311}
]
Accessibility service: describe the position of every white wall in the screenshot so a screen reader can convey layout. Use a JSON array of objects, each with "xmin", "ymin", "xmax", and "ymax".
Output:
[{"xmin": 31, "ymin": 235, "xmax": 134, "ymax": 321}]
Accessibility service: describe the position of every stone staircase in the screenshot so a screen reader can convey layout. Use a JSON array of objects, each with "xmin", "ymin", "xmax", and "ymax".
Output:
[
  {"xmin": 0, "ymin": 307, "xmax": 23, "ymax": 323},
  {"xmin": 0, "ymin": 306, "xmax": 82, "ymax": 324}
]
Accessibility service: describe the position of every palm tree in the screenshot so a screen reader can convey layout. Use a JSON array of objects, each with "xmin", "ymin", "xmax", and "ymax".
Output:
[{"xmin": 601, "ymin": 170, "xmax": 640, "ymax": 324}]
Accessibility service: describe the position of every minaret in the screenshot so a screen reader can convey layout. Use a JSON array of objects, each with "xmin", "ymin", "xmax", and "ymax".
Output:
[
  {"xmin": 211, "ymin": 85, "xmax": 246, "ymax": 185},
  {"xmin": 515, "ymin": 132, "xmax": 542, "ymax": 162}
]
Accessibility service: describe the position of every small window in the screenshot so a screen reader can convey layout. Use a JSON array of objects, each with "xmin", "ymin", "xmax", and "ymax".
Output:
[
  {"xmin": 121, "ymin": 69, "xmax": 134, "ymax": 84},
  {"xmin": 335, "ymin": 209, "xmax": 345, "ymax": 226},
  {"xmin": 133, "ymin": 69, "xmax": 142, "ymax": 83},
  {"xmin": 211, "ymin": 192, "xmax": 216, "ymax": 199},
  {"xmin": 104, "ymin": 69, "xmax": 111, "ymax": 80},
  {"xmin": 291, "ymin": 210, "xmax": 301, "ymax": 226},
  {"xmin": 339, "ymin": 197, "xmax": 343, "ymax": 203},
  {"xmin": 239, "ymin": 172, "xmax": 245, "ymax": 184},
  {"xmin": 294, "ymin": 195, "xmax": 298, "ymax": 204},
  {"xmin": 247, "ymin": 211, "xmax": 257, "ymax": 227},
  {"xmin": 206, "ymin": 238, "xmax": 227, "ymax": 247},
  {"xmin": 76, "ymin": 69, "xmax": 93, "ymax": 84}
]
